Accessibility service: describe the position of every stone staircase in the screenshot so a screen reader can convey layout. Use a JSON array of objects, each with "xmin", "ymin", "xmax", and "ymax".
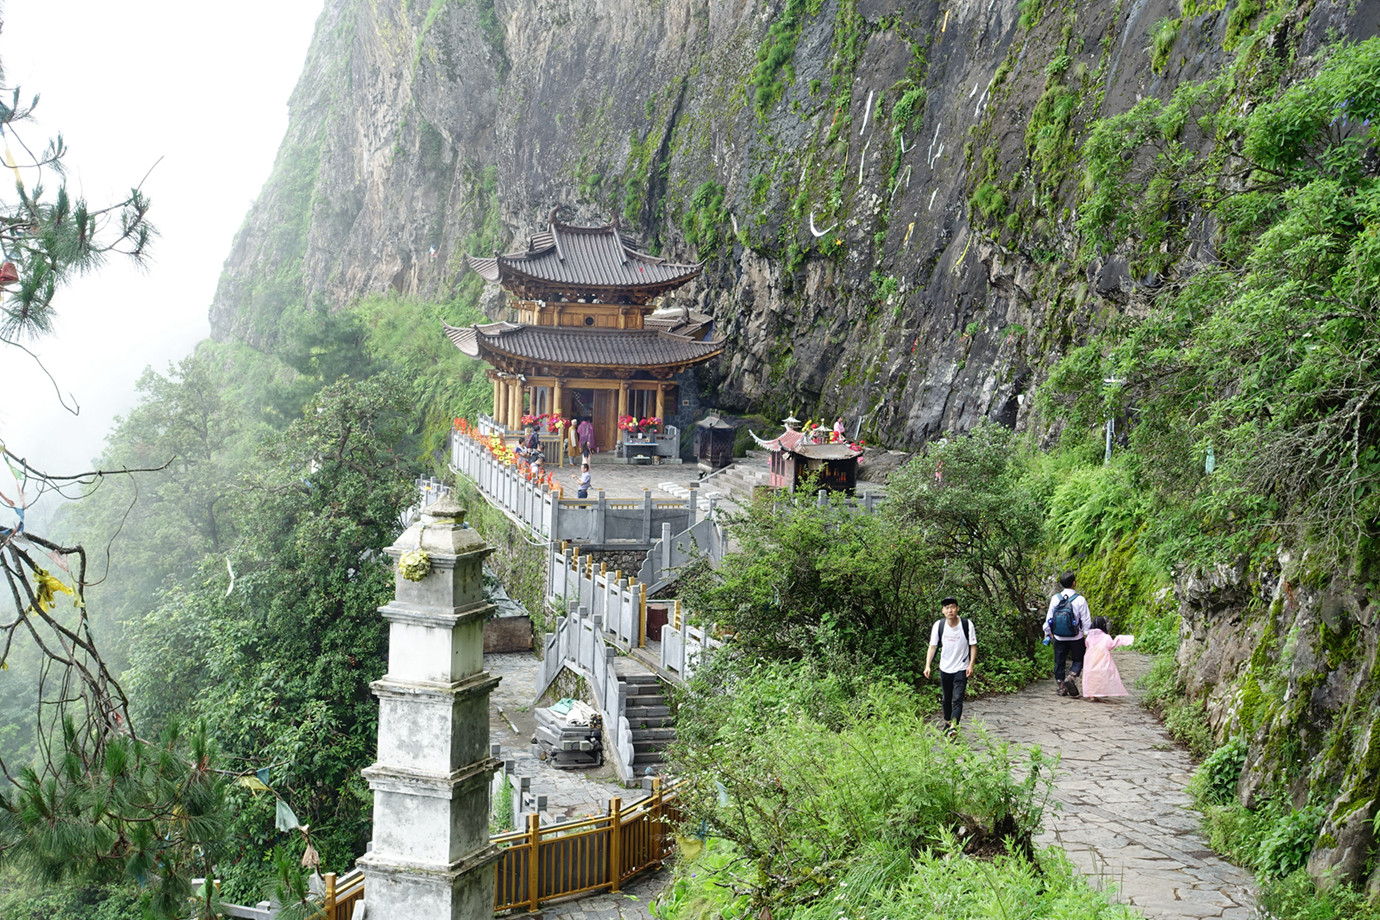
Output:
[
  {"xmin": 624, "ymin": 673, "xmax": 675, "ymax": 774},
  {"xmin": 698, "ymin": 451, "xmax": 771, "ymax": 508}
]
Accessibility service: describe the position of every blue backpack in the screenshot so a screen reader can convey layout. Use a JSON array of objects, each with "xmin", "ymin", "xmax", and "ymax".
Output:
[{"xmin": 1050, "ymin": 592, "xmax": 1081, "ymax": 638}]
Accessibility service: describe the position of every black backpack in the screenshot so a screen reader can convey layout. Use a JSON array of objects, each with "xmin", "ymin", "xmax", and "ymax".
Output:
[{"xmin": 1050, "ymin": 592, "xmax": 1081, "ymax": 638}]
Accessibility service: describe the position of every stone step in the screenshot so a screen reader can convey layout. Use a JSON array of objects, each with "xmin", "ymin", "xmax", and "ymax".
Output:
[
  {"xmin": 629, "ymin": 727, "xmax": 676, "ymax": 743},
  {"xmin": 625, "ymin": 692, "xmax": 668, "ymax": 707},
  {"xmin": 626, "ymin": 704, "xmax": 671, "ymax": 720},
  {"xmin": 626, "ymin": 715, "xmax": 675, "ymax": 730},
  {"xmin": 632, "ymin": 749, "xmax": 666, "ymax": 764},
  {"xmin": 632, "ymin": 739, "xmax": 670, "ymax": 755},
  {"xmin": 622, "ymin": 673, "xmax": 663, "ymax": 687}
]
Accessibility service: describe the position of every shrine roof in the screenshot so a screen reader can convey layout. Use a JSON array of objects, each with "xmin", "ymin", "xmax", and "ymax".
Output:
[
  {"xmin": 465, "ymin": 218, "xmax": 702, "ymax": 292},
  {"xmin": 443, "ymin": 322, "xmax": 723, "ymax": 369},
  {"xmin": 751, "ymin": 428, "xmax": 862, "ymax": 460}
]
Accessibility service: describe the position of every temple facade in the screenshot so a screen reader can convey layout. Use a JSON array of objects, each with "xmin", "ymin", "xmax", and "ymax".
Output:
[{"xmin": 446, "ymin": 215, "xmax": 722, "ymax": 453}]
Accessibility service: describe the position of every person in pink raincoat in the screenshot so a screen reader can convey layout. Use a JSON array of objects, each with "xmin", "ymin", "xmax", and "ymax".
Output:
[{"xmin": 1081, "ymin": 615, "xmax": 1134, "ymax": 701}]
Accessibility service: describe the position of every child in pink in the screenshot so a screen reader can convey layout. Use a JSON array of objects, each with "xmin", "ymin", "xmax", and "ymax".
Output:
[{"xmin": 1082, "ymin": 615, "xmax": 1133, "ymax": 701}]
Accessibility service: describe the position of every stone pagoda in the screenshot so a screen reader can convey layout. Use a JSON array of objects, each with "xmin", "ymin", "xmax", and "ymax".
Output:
[{"xmin": 357, "ymin": 495, "xmax": 500, "ymax": 920}]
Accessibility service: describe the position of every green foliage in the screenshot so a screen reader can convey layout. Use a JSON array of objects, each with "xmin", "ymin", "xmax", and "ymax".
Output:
[
  {"xmin": 0, "ymin": 94, "xmax": 153, "ymax": 340},
  {"xmin": 0, "ymin": 720, "xmax": 231, "ymax": 920},
  {"xmin": 1190, "ymin": 737, "xmax": 1248, "ymax": 807},
  {"xmin": 1061, "ymin": 39, "xmax": 1380, "ymax": 570},
  {"xmin": 1224, "ymin": 0, "xmax": 1261, "ymax": 51},
  {"xmin": 1026, "ymin": 78, "xmax": 1080, "ymax": 179},
  {"xmin": 684, "ymin": 426, "xmax": 1044, "ymax": 690},
  {"xmin": 890, "ymin": 81, "xmax": 926, "ymax": 132},
  {"xmin": 1150, "ymin": 17, "xmax": 1181, "ymax": 73},
  {"xmin": 350, "ymin": 293, "xmax": 491, "ymax": 462},
  {"xmin": 886, "ymin": 424, "xmax": 1047, "ymax": 644},
  {"xmin": 750, "ymin": 0, "xmax": 815, "ymax": 114},
  {"xmin": 679, "ymin": 492, "xmax": 941, "ymax": 680},
  {"xmin": 669, "ymin": 669, "xmax": 1058, "ymax": 914},
  {"xmin": 1200, "ymin": 798, "xmax": 1326, "ymax": 880},
  {"xmin": 1017, "ymin": 0, "xmax": 1043, "ymax": 30},
  {"xmin": 1259, "ymin": 868, "xmax": 1380, "ymax": 920},
  {"xmin": 124, "ymin": 375, "xmax": 418, "ymax": 897},
  {"xmin": 971, "ymin": 181, "xmax": 1007, "ymax": 220},
  {"xmin": 681, "ymin": 180, "xmax": 728, "ymax": 256}
]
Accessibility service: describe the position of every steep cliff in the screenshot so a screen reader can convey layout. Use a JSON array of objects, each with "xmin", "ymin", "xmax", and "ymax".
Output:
[
  {"xmin": 208, "ymin": 0, "xmax": 1369, "ymax": 446},
  {"xmin": 207, "ymin": 0, "xmax": 1380, "ymax": 890}
]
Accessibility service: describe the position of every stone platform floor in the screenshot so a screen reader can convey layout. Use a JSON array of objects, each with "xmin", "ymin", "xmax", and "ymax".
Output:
[
  {"xmin": 488, "ymin": 648, "xmax": 1259, "ymax": 920},
  {"xmin": 487, "ymin": 650, "xmax": 670, "ymax": 919}
]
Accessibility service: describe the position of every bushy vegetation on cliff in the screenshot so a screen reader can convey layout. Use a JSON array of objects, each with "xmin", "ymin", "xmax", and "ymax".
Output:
[{"xmin": 1035, "ymin": 33, "xmax": 1380, "ymax": 913}]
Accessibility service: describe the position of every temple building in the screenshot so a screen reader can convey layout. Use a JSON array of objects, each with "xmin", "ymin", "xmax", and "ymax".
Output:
[{"xmin": 445, "ymin": 214, "xmax": 722, "ymax": 453}]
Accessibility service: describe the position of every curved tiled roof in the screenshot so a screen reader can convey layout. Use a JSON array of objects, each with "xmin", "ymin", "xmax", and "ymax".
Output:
[
  {"xmin": 466, "ymin": 219, "xmax": 702, "ymax": 293},
  {"xmin": 751, "ymin": 428, "xmax": 862, "ymax": 459},
  {"xmin": 443, "ymin": 322, "xmax": 722, "ymax": 369}
]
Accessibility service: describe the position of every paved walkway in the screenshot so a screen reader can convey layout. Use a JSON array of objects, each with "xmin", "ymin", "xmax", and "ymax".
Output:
[
  {"xmin": 488, "ymin": 648, "xmax": 1258, "ymax": 919},
  {"xmin": 965, "ymin": 652, "xmax": 1257, "ymax": 919}
]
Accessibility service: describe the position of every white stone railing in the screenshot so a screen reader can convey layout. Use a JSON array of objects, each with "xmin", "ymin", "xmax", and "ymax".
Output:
[
  {"xmin": 451, "ymin": 430, "xmax": 693, "ymax": 545},
  {"xmin": 636, "ymin": 517, "xmax": 726, "ymax": 594},
  {"xmin": 546, "ymin": 543, "xmax": 647, "ymax": 649},
  {"xmin": 535, "ymin": 606, "xmax": 638, "ymax": 782},
  {"xmin": 544, "ymin": 543, "xmax": 720, "ymax": 685},
  {"xmin": 659, "ymin": 616, "xmax": 721, "ymax": 683}
]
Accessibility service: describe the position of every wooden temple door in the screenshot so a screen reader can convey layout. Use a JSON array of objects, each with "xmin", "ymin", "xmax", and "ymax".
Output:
[{"xmin": 593, "ymin": 390, "xmax": 617, "ymax": 452}]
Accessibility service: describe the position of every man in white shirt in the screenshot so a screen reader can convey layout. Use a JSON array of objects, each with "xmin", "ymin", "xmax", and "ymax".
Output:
[
  {"xmin": 924, "ymin": 596, "xmax": 976, "ymax": 739},
  {"xmin": 1044, "ymin": 570, "xmax": 1093, "ymax": 697}
]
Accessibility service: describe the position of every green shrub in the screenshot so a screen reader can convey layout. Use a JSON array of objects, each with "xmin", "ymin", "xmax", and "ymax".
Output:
[
  {"xmin": 1191, "ymin": 737, "xmax": 1247, "ymax": 807},
  {"xmin": 1017, "ymin": 0, "xmax": 1042, "ymax": 29},
  {"xmin": 972, "ymin": 181, "xmax": 1007, "ymax": 220},
  {"xmin": 1224, "ymin": 0, "xmax": 1261, "ymax": 50},
  {"xmin": 1259, "ymin": 868, "xmax": 1380, "ymax": 920},
  {"xmin": 681, "ymin": 180, "xmax": 728, "ymax": 256},
  {"xmin": 1150, "ymin": 18, "xmax": 1181, "ymax": 73},
  {"xmin": 670, "ymin": 671, "xmax": 1058, "ymax": 913}
]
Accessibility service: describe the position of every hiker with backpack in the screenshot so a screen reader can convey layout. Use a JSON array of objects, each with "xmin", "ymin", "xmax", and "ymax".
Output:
[
  {"xmin": 924, "ymin": 596, "xmax": 976, "ymax": 739},
  {"xmin": 1044, "ymin": 571, "xmax": 1092, "ymax": 697}
]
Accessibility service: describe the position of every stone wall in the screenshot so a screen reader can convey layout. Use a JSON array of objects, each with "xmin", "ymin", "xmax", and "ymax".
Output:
[{"xmin": 1176, "ymin": 555, "xmax": 1380, "ymax": 890}]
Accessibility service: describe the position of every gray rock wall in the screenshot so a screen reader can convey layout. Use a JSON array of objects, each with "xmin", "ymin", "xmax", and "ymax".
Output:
[{"xmin": 212, "ymin": 0, "xmax": 1374, "ymax": 447}]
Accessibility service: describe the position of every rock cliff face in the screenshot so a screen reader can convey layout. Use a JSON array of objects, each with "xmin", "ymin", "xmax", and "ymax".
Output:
[
  {"xmin": 1177, "ymin": 557, "xmax": 1380, "ymax": 892},
  {"xmin": 209, "ymin": 0, "xmax": 1379, "ymax": 885},
  {"xmin": 208, "ymin": 0, "xmax": 1369, "ymax": 446}
]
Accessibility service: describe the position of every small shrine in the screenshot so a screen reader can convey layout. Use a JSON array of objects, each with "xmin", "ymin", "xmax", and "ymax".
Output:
[
  {"xmin": 446, "ymin": 212, "xmax": 723, "ymax": 454},
  {"xmin": 753, "ymin": 416, "xmax": 863, "ymax": 494}
]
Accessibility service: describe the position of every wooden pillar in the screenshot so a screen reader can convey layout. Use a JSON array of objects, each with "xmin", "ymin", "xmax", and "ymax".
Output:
[
  {"xmin": 526, "ymin": 812, "xmax": 541, "ymax": 912},
  {"xmin": 508, "ymin": 380, "xmax": 521, "ymax": 429},
  {"xmin": 609, "ymin": 797, "xmax": 623, "ymax": 892},
  {"xmin": 655, "ymin": 385, "xmax": 666, "ymax": 423},
  {"xmin": 553, "ymin": 378, "xmax": 564, "ymax": 418},
  {"xmin": 618, "ymin": 382, "xmax": 628, "ymax": 423},
  {"xmin": 492, "ymin": 377, "xmax": 503, "ymax": 425}
]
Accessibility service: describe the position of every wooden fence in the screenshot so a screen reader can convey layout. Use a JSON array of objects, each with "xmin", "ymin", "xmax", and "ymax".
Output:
[{"xmin": 319, "ymin": 781, "xmax": 681, "ymax": 918}]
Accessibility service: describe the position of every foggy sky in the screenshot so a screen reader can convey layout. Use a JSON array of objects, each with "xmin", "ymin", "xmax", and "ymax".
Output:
[{"xmin": 2, "ymin": 1, "xmax": 322, "ymax": 519}]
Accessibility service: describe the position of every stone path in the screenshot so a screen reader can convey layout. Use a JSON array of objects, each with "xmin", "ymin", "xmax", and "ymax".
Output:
[
  {"xmin": 488, "ymin": 647, "xmax": 1259, "ymax": 919},
  {"xmin": 965, "ymin": 651, "xmax": 1257, "ymax": 919}
]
